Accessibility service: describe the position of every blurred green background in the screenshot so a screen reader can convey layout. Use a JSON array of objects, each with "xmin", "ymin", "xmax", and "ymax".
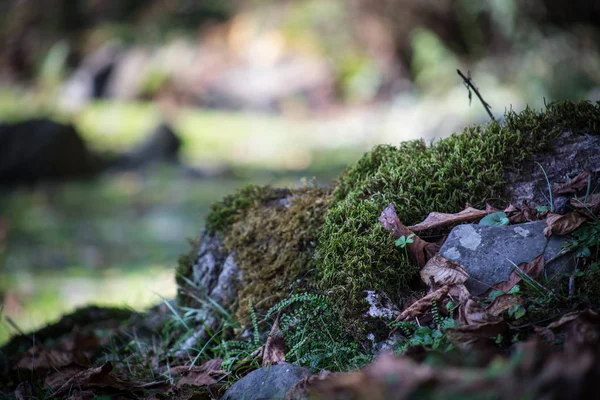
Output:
[{"xmin": 1, "ymin": 0, "xmax": 600, "ymax": 344}]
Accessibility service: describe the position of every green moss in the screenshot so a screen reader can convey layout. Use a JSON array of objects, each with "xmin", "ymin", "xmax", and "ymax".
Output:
[
  {"xmin": 317, "ymin": 100, "xmax": 600, "ymax": 334},
  {"xmin": 205, "ymin": 184, "xmax": 287, "ymax": 234},
  {"xmin": 226, "ymin": 186, "xmax": 332, "ymax": 322}
]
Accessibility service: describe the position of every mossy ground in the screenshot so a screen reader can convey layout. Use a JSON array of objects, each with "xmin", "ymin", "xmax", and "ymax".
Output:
[
  {"xmin": 190, "ymin": 100, "xmax": 600, "ymax": 340},
  {"xmin": 316, "ymin": 100, "xmax": 600, "ymax": 336}
]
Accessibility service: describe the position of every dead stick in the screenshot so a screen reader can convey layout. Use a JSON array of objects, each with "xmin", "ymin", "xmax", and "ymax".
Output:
[{"xmin": 457, "ymin": 69, "xmax": 496, "ymax": 122}]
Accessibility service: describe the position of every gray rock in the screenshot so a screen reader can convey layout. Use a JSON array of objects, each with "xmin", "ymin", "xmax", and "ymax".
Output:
[
  {"xmin": 175, "ymin": 231, "xmax": 242, "ymax": 357},
  {"xmin": 223, "ymin": 363, "xmax": 311, "ymax": 400},
  {"xmin": 117, "ymin": 123, "xmax": 182, "ymax": 169},
  {"xmin": 504, "ymin": 132, "xmax": 600, "ymax": 208},
  {"xmin": 440, "ymin": 221, "xmax": 574, "ymax": 295},
  {"xmin": 364, "ymin": 290, "xmax": 399, "ymax": 320}
]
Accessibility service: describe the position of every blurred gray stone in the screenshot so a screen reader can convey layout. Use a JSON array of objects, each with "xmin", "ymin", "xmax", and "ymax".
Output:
[
  {"xmin": 223, "ymin": 363, "xmax": 311, "ymax": 400},
  {"xmin": 440, "ymin": 221, "xmax": 573, "ymax": 295},
  {"xmin": 118, "ymin": 123, "xmax": 181, "ymax": 168}
]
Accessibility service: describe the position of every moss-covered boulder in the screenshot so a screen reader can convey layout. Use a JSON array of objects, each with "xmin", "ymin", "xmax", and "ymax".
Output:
[
  {"xmin": 178, "ymin": 101, "xmax": 600, "ymax": 341},
  {"xmin": 177, "ymin": 185, "xmax": 332, "ymax": 327}
]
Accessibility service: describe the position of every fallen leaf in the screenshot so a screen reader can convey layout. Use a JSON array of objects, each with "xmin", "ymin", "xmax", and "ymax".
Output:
[
  {"xmin": 173, "ymin": 358, "xmax": 225, "ymax": 387},
  {"xmin": 554, "ymin": 172, "xmax": 591, "ymax": 194},
  {"xmin": 14, "ymin": 382, "xmax": 32, "ymax": 400},
  {"xmin": 486, "ymin": 294, "xmax": 522, "ymax": 317},
  {"xmin": 543, "ymin": 212, "xmax": 587, "ymax": 237},
  {"xmin": 263, "ymin": 315, "xmax": 286, "ymax": 367},
  {"xmin": 492, "ymin": 255, "xmax": 545, "ymax": 293},
  {"xmin": 51, "ymin": 362, "xmax": 166, "ymax": 397},
  {"xmin": 447, "ymin": 284, "xmax": 471, "ymax": 302},
  {"xmin": 420, "ymin": 255, "xmax": 469, "ymax": 287},
  {"xmin": 445, "ymin": 321, "xmax": 507, "ymax": 350},
  {"xmin": 379, "ymin": 203, "xmax": 436, "ymax": 268},
  {"xmin": 570, "ymin": 193, "xmax": 600, "ymax": 216},
  {"xmin": 393, "ymin": 286, "xmax": 449, "ymax": 324},
  {"xmin": 458, "ymin": 299, "xmax": 502, "ymax": 325},
  {"xmin": 408, "ymin": 207, "xmax": 491, "ymax": 232}
]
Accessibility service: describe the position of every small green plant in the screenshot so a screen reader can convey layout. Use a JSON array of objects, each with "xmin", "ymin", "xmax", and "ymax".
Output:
[
  {"xmin": 395, "ymin": 233, "xmax": 415, "ymax": 259},
  {"xmin": 563, "ymin": 219, "xmax": 600, "ymax": 260},
  {"xmin": 536, "ymin": 162, "xmax": 554, "ymax": 213},
  {"xmin": 266, "ymin": 293, "xmax": 371, "ymax": 371},
  {"xmin": 390, "ymin": 300, "xmax": 459, "ymax": 353},
  {"xmin": 480, "ymin": 212, "xmax": 509, "ymax": 226}
]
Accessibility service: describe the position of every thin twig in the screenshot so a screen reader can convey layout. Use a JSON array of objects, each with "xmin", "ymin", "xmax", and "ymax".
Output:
[{"xmin": 457, "ymin": 69, "xmax": 496, "ymax": 122}]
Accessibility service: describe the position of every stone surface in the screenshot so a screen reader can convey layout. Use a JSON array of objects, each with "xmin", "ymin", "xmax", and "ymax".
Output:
[
  {"xmin": 504, "ymin": 132, "xmax": 600, "ymax": 209},
  {"xmin": 175, "ymin": 231, "xmax": 242, "ymax": 357},
  {"xmin": 223, "ymin": 363, "xmax": 311, "ymax": 400},
  {"xmin": 440, "ymin": 221, "xmax": 573, "ymax": 294}
]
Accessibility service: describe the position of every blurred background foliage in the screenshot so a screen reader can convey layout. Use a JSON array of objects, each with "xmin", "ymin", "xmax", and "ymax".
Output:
[{"xmin": 1, "ymin": 0, "xmax": 600, "ymax": 344}]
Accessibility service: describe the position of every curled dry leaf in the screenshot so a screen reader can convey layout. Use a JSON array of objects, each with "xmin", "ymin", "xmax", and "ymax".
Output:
[
  {"xmin": 379, "ymin": 203, "xmax": 436, "ymax": 268},
  {"xmin": 486, "ymin": 294, "xmax": 521, "ymax": 317},
  {"xmin": 554, "ymin": 171, "xmax": 591, "ymax": 194},
  {"xmin": 263, "ymin": 314, "xmax": 286, "ymax": 367},
  {"xmin": 408, "ymin": 207, "xmax": 491, "ymax": 232},
  {"xmin": 393, "ymin": 286, "xmax": 449, "ymax": 323},
  {"xmin": 458, "ymin": 299, "xmax": 502, "ymax": 325},
  {"xmin": 447, "ymin": 284, "xmax": 471, "ymax": 303},
  {"xmin": 543, "ymin": 212, "xmax": 587, "ymax": 237},
  {"xmin": 420, "ymin": 255, "xmax": 469, "ymax": 287}
]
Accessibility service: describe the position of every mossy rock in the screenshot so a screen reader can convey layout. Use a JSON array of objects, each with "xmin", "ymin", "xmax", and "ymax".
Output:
[
  {"xmin": 178, "ymin": 184, "xmax": 332, "ymax": 325},
  {"xmin": 317, "ymin": 100, "xmax": 600, "ymax": 336},
  {"xmin": 180, "ymin": 100, "xmax": 600, "ymax": 340}
]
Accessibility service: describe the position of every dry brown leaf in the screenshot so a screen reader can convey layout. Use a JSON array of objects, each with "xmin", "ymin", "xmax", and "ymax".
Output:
[
  {"xmin": 420, "ymin": 255, "xmax": 469, "ymax": 287},
  {"xmin": 445, "ymin": 321, "xmax": 508, "ymax": 350},
  {"xmin": 51, "ymin": 362, "xmax": 165, "ymax": 396},
  {"xmin": 554, "ymin": 172, "xmax": 591, "ymax": 194},
  {"xmin": 173, "ymin": 358, "xmax": 225, "ymax": 387},
  {"xmin": 14, "ymin": 382, "xmax": 32, "ymax": 400},
  {"xmin": 393, "ymin": 286, "xmax": 449, "ymax": 323},
  {"xmin": 263, "ymin": 315, "xmax": 286, "ymax": 367},
  {"xmin": 459, "ymin": 299, "xmax": 502, "ymax": 325},
  {"xmin": 570, "ymin": 193, "xmax": 600, "ymax": 216},
  {"xmin": 379, "ymin": 203, "xmax": 435, "ymax": 268},
  {"xmin": 447, "ymin": 284, "xmax": 471, "ymax": 302},
  {"xmin": 408, "ymin": 207, "xmax": 491, "ymax": 232},
  {"xmin": 542, "ymin": 310, "xmax": 600, "ymax": 352},
  {"xmin": 486, "ymin": 294, "xmax": 521, "ymax": 317},
  {"xmin": 543, "ymin": 212, "xmax": 587, "ymax": 237},
  {"xmin": 504, "ymin": 204, "xmax": 519, "ymax": 213},
  {"xmin": 310, "ymin": 353, "xmax": 437, "ymax": 400},
  {"xmin": 492, "ymin": 255, "xmax": 545, "ymax": 293}
]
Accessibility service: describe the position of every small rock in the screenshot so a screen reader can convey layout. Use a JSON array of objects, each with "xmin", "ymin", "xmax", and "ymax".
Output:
[
  {"xmin": 223, "ymin": 363, "xmax": 311, "ymax": 400},
  {"xmin": 440, "ymin": 221, "xmax": 573, "ymax": 294}
]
